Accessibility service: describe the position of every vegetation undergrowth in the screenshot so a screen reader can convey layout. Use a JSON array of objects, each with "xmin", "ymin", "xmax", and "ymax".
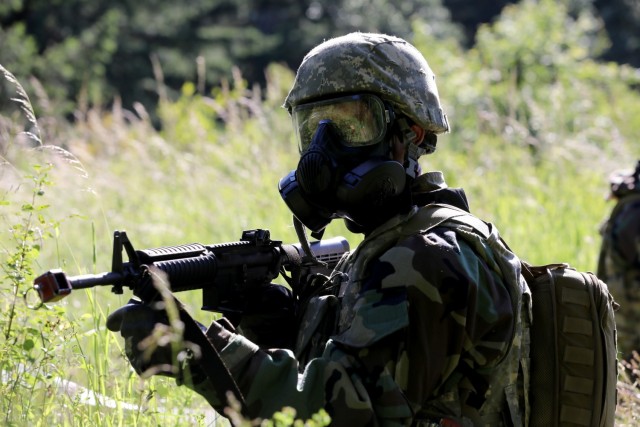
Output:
[{"xmin": 1, "ymin": 2, "xmax": 640, "ymax": 425}]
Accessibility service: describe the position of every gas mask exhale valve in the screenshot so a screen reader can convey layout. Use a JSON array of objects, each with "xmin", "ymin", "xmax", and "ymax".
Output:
[{"xmin": 297, "ymin": 120, "xmax": 341, "ymax": 197}]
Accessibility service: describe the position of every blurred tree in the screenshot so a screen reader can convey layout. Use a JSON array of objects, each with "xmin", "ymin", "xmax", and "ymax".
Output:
[
  {"xmin": 0, "ymin": 0, "xmax": 637, "ymax": 120},
  {"xmin": 0, "ymin": 0, "xmax": 462, "ymax": 117},
  {"xmin": 0, "ymin": 0, "xmax": 120, "ymax": 115},
  {"xmin": 593, "ymin": 0, "xmax": 640, "ymax": 67},
  {"xmin": 108, "ymin": 0, "xmax": 463, "ymax": 114},
  {"xmin": 441, "ymin": 0, "xmax": 516, "ymax": 46}
]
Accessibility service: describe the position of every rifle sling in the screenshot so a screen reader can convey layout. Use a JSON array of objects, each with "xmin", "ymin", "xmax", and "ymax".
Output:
[{"xmin": 177, "ymin": 303, "xmax": 247, "ymax": 410}]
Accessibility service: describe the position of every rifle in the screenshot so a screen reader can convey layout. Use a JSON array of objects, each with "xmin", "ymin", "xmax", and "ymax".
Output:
[
  {"xmin": 32, "ymin": 228, "xmax": 349, "ymax": 409},
  {"xmin": 33, "ymin": 228, "xmax": 350, "ymax": 323}
]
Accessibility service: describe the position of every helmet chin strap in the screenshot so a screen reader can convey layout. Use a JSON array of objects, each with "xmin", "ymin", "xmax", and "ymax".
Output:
[{"xmin": 396, "ymin": 118, "xmax": 427, "ymax": 179}]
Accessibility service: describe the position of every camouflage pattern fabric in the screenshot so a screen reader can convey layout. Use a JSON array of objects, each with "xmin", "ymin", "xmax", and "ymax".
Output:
[
  {"xmin": 598, "ymin": 193, "xmax": 640, "ymax": 358},
  {"xmin": 188, "ymin": 196, "xmax": 529, "ymax": 426},
  {"xmin": 283, "ymin": 32, "xmax": 450, "ymax": 135}
]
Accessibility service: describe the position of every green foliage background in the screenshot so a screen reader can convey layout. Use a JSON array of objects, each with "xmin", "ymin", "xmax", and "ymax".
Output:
[
  {"xmin": 1, "ymin": 0, "xmax": 640, "ymax": 425},
  {"xmin": 2, "ymin": 0, "xmax": 639, "ymax": 119},
  {"xmin": 0, "ymin": 0, "xmax": 460, "ymax": 118}
]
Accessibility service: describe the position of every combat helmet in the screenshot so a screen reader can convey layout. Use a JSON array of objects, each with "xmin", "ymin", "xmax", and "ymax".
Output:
[
  {"xmin": 609, "ymin": 160, "xmax": 640, "ymax": 198},
  {"xmin": 283, "ymin": 32, "xmax": 450, "ymax": 137}
]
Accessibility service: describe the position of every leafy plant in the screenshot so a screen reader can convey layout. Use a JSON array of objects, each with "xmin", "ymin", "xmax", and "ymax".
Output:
[{"xmin": 1, "ymin": 0, "xmax": 639, "ymax": 424}]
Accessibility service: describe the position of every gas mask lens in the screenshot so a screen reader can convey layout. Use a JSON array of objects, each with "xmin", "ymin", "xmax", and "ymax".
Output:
[{"xmin": 293, "ymin": 94, "xmax": 391, "ymax": 152}]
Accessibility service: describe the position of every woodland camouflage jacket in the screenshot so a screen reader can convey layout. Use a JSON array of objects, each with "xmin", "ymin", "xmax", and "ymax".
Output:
[
  {"xmin": 192, "ymin": 175, "xmax": 530, "ymax": 426},
  {"xmin": 598, "ymin": 192, "xmax": 640, "ymax": 357}
]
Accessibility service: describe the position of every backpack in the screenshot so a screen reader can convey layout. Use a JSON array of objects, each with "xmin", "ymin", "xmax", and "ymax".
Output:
[
  {"xmin": 422, "ymin": 204, "xmax": 618, "ymax": 427},
  {"xmin": 523, "ymin": 263, "xmax": 618, "ymax": 427}
]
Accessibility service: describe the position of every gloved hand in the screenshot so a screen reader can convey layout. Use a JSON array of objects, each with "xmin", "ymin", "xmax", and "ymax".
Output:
[
  {"xmin": 106, "ymin": 298, "xmax": 205, "ymax": 382},
  {"xmin": 237, "ymin": 283, "xmax": 297, "ymax": 349}
]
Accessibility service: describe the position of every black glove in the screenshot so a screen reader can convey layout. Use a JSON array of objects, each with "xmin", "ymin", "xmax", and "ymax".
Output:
[
  {"xmin": 106, "ymin": 298, "xmax": 206, "ymax": 383},
  {"xmin": 237, "ymin": 284, "xmax": 297, "ymax": 349}
]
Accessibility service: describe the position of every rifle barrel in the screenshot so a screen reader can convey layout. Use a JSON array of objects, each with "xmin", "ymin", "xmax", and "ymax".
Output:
[{"xmin": 68, "ymin": 271, "xmax": 125, "ymax": 289}]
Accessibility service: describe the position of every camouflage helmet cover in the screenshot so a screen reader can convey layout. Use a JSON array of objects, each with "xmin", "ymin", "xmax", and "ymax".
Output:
[{"xmin": 284, "ymin": 32, "xmax": 450, "ymax": 134}]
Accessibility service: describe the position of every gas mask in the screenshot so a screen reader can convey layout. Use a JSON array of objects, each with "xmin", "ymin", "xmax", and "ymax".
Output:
[{"xmin": 278, "ymin": 94, "xmax": 410, "ymax": 235}]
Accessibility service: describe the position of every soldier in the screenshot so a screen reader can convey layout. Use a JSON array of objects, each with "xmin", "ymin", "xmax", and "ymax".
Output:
[
  {"xmin": 598, "ymin": 160, "xmax": 640, "ymax": 359},
  {"xmin": 107, "ymin": 33, "xmax": 531, "ymax": 426}
]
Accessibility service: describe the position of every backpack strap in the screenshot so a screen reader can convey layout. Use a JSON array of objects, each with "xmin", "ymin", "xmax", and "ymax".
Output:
[
  {"xmin": 412, "ymin": 187, "xmax": 471, "ymax": 213},
  {"xmin": 412, "ymin": 203, "xmax": 491, "ymax": 239},
  {"xmin": 413, "ymin": 203, "xmax": 531, "ymax": 426}
]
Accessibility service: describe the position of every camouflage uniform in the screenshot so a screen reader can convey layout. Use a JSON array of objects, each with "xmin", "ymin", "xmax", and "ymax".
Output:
[
  {"xmin": 597, "ymin": 163, "xmax": 640, "ymax": 358},
  {"xmin": 191, "ymin": 173, "xmax": 531, "ymax": 426},
  {"xmin": 106, "ymin": 32, "xmax": 531, "ymax": 425}
]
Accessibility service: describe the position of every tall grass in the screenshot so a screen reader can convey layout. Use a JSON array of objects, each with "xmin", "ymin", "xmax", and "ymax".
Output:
[
  {"xmin": 0, "ymin": 65, "xmax": 228, "ymax": 426},
  {"xmin": 1, "ymin": 62, "xmax": 335, "ymax": 426},
  {"xmin": 2, "ymin": 5, "xmax": 640, "ymax": 425}
]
